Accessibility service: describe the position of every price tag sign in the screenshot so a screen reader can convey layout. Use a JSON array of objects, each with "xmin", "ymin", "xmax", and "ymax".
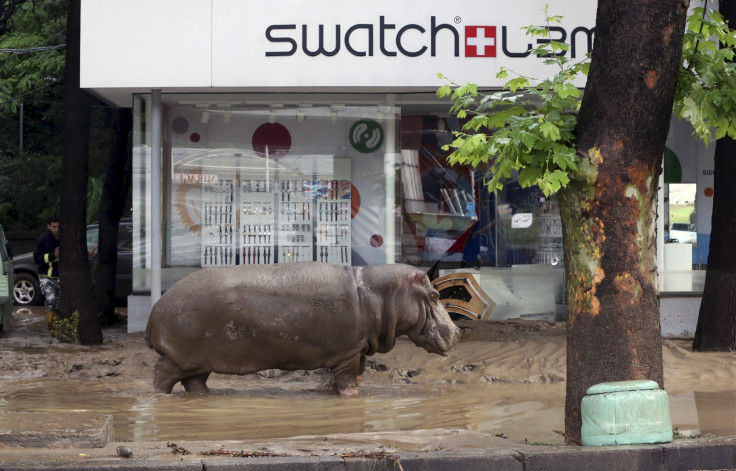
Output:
[{"xmin": 511, "ymin": 213, "xmax": 533, "ymax": 229}]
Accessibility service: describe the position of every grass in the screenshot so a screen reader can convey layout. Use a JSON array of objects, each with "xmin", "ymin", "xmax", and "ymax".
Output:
[{"xmin": 669, "ymin": 204, "xmax": 694, "ymax": 224}]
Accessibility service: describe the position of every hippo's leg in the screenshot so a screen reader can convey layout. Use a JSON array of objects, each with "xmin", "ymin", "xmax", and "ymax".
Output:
[
  {"xmin": 331, "ymin": 354, "xmax": 362, "ymax": 396},
  {"xmin": 152, "ymin": 356, "xmax": 187, "ymax": 393},
  {"xmin": 356, "ymin": 354, "xmax": 366, "ymax": 386},
  {"xmin": 182, "ymin": 373, "xmax": 211, "ymax": 393}
]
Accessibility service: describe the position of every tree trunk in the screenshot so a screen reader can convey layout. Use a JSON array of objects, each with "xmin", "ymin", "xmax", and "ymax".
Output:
[
  {"xmin": 59, "ymin": 0, "xmax": 101, "ymax": 345},
  {"xmin": 559, "ymin": 0, "xmax": 688, "ymax": 444},
  {"xmin": 693, "ymin": 135, "xmax": 736, "ymax": 350},
  {"xmin": 95, "ymin": 108, "xmax": 132, "ymax": 324},
  {"xmin": 692, "ymin": 0, "xmax": 736, "ymax": 352}
]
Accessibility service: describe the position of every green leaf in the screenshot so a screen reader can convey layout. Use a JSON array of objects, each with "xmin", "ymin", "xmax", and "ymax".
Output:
[
  {"xmin": 512, "ymin": 129, "xmax": 538, "ymax": 151},
  {"xmin": 540, "ymin": 121, "xmax": 561, "ymax": 141},
  {"xmin": 518, "ymin": 166, "xmax": 543, "ymax": 188},
  {"xmin": 437, "ymin": 84, "xmax": 452, "ymax": 98},
  {"xmin": 507, "ymin": 77, "xmax": 530, "ymax": 92},
  {"xmin": 554, "ymin": 83, "xmax": 582, "ymax": 99}
]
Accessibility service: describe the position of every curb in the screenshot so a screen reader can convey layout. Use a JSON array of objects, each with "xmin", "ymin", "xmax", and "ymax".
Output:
[{"xmin": 2, "ymin": 438, "xmax": 736, "ymax": 471}]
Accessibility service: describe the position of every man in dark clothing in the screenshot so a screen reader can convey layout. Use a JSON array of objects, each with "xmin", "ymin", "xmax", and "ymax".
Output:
[{"xmin": 33, "ymin": 216, "xmax": 60, "ymax": 328}]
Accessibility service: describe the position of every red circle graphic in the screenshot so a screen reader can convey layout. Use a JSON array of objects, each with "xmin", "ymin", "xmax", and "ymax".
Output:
[
  {"xmin": 370, "ymin": 234, "xmax": 384, "ymax": 247},
  {"xmin": 252, "ymin": 123, "xmax": 292, "ymax": 158}
]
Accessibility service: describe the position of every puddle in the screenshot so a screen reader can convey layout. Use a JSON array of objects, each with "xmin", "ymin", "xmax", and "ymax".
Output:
[
  {"xmin": 2, "ymin": 378, "xmax": 734, "ymax": 445},
  {"xmin": 0, "ymin": 379, "xmax": 566, "ymax": 444}
]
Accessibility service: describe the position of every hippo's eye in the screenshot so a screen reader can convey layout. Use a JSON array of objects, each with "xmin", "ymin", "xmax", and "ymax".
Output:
[{"xmin": 429, "ymin": 291, "xmax": 439, "ymax": 303}]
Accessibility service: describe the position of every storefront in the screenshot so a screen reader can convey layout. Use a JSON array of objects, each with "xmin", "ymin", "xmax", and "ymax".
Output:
[{"xmin": 80, "ymin": 0, "xmax": 711, "ymax": 333}]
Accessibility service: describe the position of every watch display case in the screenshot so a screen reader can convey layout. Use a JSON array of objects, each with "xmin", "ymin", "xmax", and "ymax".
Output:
[
  {"xmin": 201, "ymin": 175, "xmax": 351, "ymax": 267},
  {"xmin": 200, "ymin": 179, "xmax": 237, "ymax": 266},
  {"xmin": 277, "ymin": 179, "xmax": 314, "ymax": 263},
  {"xmin": 241, "ymin": 178, "xmax": 275, "ymax": 265},
  {"xmin": 316, "ymin": 180, "xmax": 351, "ymax": 265}
]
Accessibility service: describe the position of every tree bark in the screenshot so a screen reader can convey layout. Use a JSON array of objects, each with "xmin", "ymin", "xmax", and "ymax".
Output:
[
  {"xmin": 693, "ymin": 135, "xmax": 736, "ymax": 350},
  {"xmin": 692, "ymin": 0, "xmax": 736, "ymax": 352},
  {"xmin": 59, "ymin": 0, "xmax": 101, "ymax": 345},
  {"xmin": 95, "ymin": 108, "xmax": 132, "ymax": 324},
  {"xmin": 559, "ymin": 0, "xmax": 688, "ymax": 443}
]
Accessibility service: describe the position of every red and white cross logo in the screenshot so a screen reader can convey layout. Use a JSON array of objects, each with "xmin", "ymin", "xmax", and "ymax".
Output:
[{"xmin": 465, "ymin": 26, "xmax": 497, "ymax": 57}]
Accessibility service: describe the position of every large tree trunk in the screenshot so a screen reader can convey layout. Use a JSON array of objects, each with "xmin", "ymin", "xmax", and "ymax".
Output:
[
  {"xmin": 559, "ymin": 0, "xmax": 688, "ymax": 443},
  {"xmin": 95, "ymin": 108, "xmax": 132, "ymax": 324},
  {"xmin": 692, "ymin": 0, "xmax": 736, "ymax": 352},
  {"xmin": 693, "ymin": 134, "xmax": 736, "ymax": 350},
  {"xmin": 59, "ymin": 0, "xmax": 101, "ymax": 345}
]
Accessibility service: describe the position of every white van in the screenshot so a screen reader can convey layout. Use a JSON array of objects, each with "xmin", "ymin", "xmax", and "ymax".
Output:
[{"xmin": 670, "ymin": 222, "xmax": 697, "ymax": 245}]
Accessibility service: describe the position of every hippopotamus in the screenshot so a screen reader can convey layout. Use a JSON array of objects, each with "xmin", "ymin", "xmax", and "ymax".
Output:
[{"xmin": 145, "ymin": 262, "xmax": 461, "ymax": 395}]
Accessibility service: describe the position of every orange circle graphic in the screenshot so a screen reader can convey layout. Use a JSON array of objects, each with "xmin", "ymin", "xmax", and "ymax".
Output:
[{"xmin": 350, "ymin": 183, "xmax": 361, "ymax": 219}]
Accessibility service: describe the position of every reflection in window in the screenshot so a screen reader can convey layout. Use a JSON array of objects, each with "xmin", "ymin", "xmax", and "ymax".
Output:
[
  {"xmin": 666, "ymin": 183, "xmax": 697, "ymax": 246},
  {"xmin": 399, "ymin": 115, "xmax": 479, "ymax": 268}
]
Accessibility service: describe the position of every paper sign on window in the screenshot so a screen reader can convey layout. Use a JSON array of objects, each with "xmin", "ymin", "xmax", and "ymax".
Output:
[{"xmin": 511, "ymin": 213, "xmax": 533, "ymax": 229}]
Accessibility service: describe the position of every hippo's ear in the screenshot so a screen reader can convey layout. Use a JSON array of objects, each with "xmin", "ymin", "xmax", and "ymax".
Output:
[{"xmin": 409, "ymin": 272, "xmax": 428, "ymax": 287}]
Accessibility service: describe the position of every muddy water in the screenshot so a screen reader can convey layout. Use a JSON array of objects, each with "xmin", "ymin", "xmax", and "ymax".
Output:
[
  {"xmin": 4, "ymin": 378, "xmax": 736, "ymax": 445},
  {"xmin": 1, "ymin": 379, "xmax": 566, "ymax": 444}
]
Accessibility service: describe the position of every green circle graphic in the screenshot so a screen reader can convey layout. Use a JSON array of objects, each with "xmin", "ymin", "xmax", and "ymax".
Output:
[
  {"xmin": 663, "ymin": 146, "xmax": 682, "ymax": 184},
  {"xmin": 349, "ymin": 119, "xmax": 384, "ymax": 154}
]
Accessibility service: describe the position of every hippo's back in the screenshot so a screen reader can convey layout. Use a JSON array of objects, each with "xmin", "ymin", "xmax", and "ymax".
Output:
[{"xmin": 145, "ymin": 263, "xmax": 363, "ymax": 366}]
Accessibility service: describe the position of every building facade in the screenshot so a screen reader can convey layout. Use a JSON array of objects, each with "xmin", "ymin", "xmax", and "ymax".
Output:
[{"xmin": 80, "ymin": 0, "xmax": 711, "ymax": 333}]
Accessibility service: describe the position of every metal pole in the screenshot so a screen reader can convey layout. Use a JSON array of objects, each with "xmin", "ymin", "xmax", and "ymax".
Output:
[{"xmin": 151, "ymin": 89, "xmax": 162, "ymax": 305}]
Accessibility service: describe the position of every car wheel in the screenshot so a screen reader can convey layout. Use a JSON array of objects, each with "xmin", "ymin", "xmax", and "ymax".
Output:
[{"xmin": 13, "ymin": 273, "xmax": 42, "ymax": 306}]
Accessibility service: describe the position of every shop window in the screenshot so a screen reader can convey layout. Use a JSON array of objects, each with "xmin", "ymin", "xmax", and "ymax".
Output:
[
  {"xmin": 133, "ymin": 95, "xmax": 402, "ymax": 292},
  {"xmin": 495, "ymin": 182, "xmax": 563, "ymax": 269}
]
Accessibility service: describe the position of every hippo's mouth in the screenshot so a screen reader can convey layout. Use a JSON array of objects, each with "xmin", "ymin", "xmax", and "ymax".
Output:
[{"xmin": 413, "ymin": 304, "xmax": 461, "ymax": 355}]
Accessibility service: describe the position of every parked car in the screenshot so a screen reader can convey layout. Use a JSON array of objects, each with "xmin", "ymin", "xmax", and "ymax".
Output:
[
  {"xmin": 669, "ymin": 222, "xmax": 697, "ymax": 245},
  {"xmin": 0, "ymin": 224, "xmax": 13, "ymax": 330},
  {"xmin": 12, "ymin": 221, "xmax": 133, "ymax": 306}
]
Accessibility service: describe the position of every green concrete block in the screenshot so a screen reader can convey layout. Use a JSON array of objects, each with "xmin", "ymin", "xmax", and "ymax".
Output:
[{"xmin": 581, "ymin": 380, "xmax": 673, "ymax": 446}]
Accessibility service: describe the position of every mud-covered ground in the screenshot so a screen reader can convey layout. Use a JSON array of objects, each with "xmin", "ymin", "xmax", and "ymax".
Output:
[
  {"xmin": 4, "ymin": 308, "xmax": 730, "ymax": 391},
  {"xmin": 2, "ymin": 306, "xmax": 736, "ymax": 448},
  {"xmin": 0, "ymin": 307, "xmax": 567, "ymax": 387}
]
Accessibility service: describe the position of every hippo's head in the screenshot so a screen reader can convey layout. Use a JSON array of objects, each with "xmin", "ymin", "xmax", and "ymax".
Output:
[{"xmin": 404, "ymin": 273, "xmax": 461, "ymax": 356}]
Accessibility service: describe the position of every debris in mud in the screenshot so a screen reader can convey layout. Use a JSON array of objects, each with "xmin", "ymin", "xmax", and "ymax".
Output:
[
  {"xmin": 167, "ymin": 442, "xmax": 191, "ymax": 455},
  {"xmin": 389, "ymin": 368, "xmax": 423, "ymax": 384},
  {"xmin": 116, "ymin": 445, "xmax": 133, "ymax": 458},
  {"xmin": 199, "ymin": 448, "xmax": 288, "ymax": 458},
  {"xmin": 366, "ymin": 360, "xmax": 387, "ymax": 371},
  {"xmin": 340, "ymin": 450, "xmax": 398, "ymax": 459},
  {"xmin": 450, "ymin": 364, "xmax": 476, "ymax": 372}
]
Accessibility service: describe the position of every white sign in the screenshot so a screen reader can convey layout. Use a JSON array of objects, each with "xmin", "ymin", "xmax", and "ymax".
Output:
[
  {"xmin": 512, "ymin": 213, "xmax": 534, "ymax": 229},
  {"xmin": 81, "ymin": 0, "xmax": 596, "ymax": 92}
]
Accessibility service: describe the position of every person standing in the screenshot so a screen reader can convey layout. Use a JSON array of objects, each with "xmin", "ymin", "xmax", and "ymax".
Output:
[{"xmin": 33, "ymin": 216, "xmax": 60, "ymax": 328}]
